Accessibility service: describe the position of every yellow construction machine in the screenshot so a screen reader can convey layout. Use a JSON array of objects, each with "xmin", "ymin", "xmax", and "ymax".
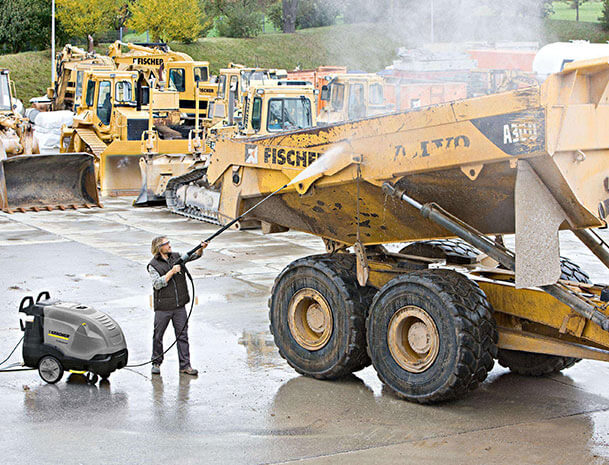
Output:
[
  {"xmin": 0, "ymin": 69, "xmax": 99, "ymax": 213},
  {"xmin": 48, "ymin": 44, "xmax": 115, "ymax": 111},
  {"xmin": 182, "ymin": 57, "xmax": 609, "ymax": 403},
  {"xmin": 206, "ymin": 64, "xmax": 289, "ymax": 127},
  {"xmin": 318, "ymin": 73, "xmax": 393, "ymax": 124},
  {"xmin": 140, "ymin": 79, "xmax": 317, "ymax": 216},
  {"xmin": 60, "ymin": 69, "xmax": 189, "ymax": 197},
  {"xmin": 108, "ymin": 41, "xmax": 217, "ymax": 120}
]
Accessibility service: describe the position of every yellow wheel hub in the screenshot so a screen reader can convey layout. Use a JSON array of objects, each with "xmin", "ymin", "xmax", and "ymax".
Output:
[
  {"xmin": 288, "ymin": 288, "xmax": 333, "ymax": 351},
  {"xmin": 388, "ymin": 305, "xmax": 439, "ymax": 373}
]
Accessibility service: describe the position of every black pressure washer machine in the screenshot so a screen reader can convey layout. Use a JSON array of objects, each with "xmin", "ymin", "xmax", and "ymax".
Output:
[{"xmin": 18, "ymin": 292, "xmax": 128, "ymax": 384}]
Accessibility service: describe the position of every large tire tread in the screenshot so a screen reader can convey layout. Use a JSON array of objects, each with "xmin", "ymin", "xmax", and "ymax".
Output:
[
  {"xmin": 367, "ymin": 269, "xmax": 497, "ymax": 403},
  {"xmin": 269, "ymin": 253, "xmax": 375, "ymax": 379}
]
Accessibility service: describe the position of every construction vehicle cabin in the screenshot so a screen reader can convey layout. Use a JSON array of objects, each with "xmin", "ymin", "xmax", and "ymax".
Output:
[
  {"xmin": 318, "ymin": 73, "xmax": 393, "ymax": 124},
  {"xmin": 108, "ymin": 41, "xmax": 216, "ymax": 120}
]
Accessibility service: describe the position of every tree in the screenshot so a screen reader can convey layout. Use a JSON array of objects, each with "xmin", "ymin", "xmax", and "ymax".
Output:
[
  {"xmin": 600, "ymin": 0, "xmax": 609, "ymax": 30},
  {"xmin": 129, "ymin": 0, "xmax": 205, "ymax": 42},
  {"xmin": 0, "ymin": 0, "xmax": 68, "ymax": 54},
  {"xmin": 210, "ymin": 0, "xmax": 270, "ymax": 38},
  {"xmin": 570, "ymin": 0, "xmax": 589, "ymax": 22},
  {"xmin": 282, "ymin": 0, "xmax": 299, "ymax": 33},
  {"xmin": 56, "ymin": 0, "xmax": 118, "ymax": 43}
]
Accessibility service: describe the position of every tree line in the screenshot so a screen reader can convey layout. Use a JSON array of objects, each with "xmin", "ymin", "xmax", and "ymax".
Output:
[{"xmin": 2, "ymin": 0, "xmax": 608, "ymax": 55}]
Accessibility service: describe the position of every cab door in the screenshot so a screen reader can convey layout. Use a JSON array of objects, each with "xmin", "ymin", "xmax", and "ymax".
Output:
[{"xmin": 95, "ymin": 80, "xmax": 113, "ymax": 129}]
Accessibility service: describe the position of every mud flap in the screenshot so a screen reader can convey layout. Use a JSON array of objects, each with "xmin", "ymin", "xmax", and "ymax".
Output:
[
  {"xmin": 515, "ymin": 160, "xmax": 569, "ymax": 288},
  {"xmin": 0, "ymin": 153, "xmax": 100, "ymax": 212}
]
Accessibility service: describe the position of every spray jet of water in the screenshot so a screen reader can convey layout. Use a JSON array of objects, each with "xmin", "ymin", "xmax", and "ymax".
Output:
[{"xmin": 182, "ymin": 143, "xmax": 351, "ymax": 258}]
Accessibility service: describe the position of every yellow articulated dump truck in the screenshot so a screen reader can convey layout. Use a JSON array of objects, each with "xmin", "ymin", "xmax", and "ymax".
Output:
[
  {"xmin": 0, "ymin": 69, "xmax": 99, "ymax": 213},
  {"xmin": 191, "ymin": 57, "xmax": 609, "ymax": 403}
]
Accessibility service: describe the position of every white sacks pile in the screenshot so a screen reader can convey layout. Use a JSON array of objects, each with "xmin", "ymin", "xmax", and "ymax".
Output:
[{"xmin": 32, "ymin": 111, "xmax": 74, "ymax": 154}]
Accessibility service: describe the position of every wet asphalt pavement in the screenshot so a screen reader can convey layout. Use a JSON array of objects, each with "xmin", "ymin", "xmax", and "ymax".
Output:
[{"xmin": 2, "ymin": 198, "xmax": 609, "ymax": 464}]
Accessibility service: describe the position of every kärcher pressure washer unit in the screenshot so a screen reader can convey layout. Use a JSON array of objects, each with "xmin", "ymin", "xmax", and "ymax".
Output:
[{"xmin": 18, "ymin": 292, "xmax": 128, "ymax": 384}]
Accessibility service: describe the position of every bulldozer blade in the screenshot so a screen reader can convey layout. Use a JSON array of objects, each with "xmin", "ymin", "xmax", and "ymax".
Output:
[
  {"xmin": 0, "ymin": 153, "xmax": 100, "ymax": 213},
  {"xmin": 100, "ymin": 154, "xmax": 144, "ymax": 197},
  {"xmin": 133, "ymin": 156, "xmax": 165, "ymax": 207}
]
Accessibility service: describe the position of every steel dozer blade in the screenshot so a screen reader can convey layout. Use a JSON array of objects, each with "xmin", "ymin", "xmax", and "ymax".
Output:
[
  {"xmin": 0, "ymin": 153, "xmax": 100, "ymax": 213},
  {"xmin": 133, "ymin": 154, "xmax": 193, "ymax": 207}
]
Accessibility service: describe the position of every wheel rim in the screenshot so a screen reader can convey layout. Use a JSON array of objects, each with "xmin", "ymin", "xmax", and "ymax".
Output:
[
  {"xmin": 39, "ymin": 357, "xmax": 61, "ymax": 382},
  {"xmin": 387, "ymin": 305, "xmax": 439, "ymax": 373},
  {"xmin": 288, "ymin": 288, "xmax": 333, "ymax": 351}
]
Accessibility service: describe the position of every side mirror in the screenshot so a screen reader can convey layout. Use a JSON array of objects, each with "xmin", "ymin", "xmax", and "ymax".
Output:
[{"xmin": 320, "ymin": 85, "xmax": 330, "ymax": 101}]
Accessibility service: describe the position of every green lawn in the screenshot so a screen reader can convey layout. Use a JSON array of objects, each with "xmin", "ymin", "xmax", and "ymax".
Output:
[
  {"xmin": 551, "ymin": 1, "xmax": 603, "ymax": 22},
  {"xmin": 171, "ymin": 23, "xmax": 403, "ymax": 76}
]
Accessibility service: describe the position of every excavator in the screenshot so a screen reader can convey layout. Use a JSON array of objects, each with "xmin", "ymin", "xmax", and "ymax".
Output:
[
  {"xmin": 171, "ymin": 57, "xmax": 609, "ymax": 404},
  {"xmin": 107, "ymin": 41, "xmax": 217, "ymax": 121},
  {"xmin": 0, "ymin": 68, "xmax": 99, "ymax": 213}
]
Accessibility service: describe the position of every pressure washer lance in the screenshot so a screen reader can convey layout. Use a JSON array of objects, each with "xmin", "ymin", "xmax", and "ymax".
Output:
[{"xmin": 178, "ymin": 183, "xmax": 289, "ymax": 262}]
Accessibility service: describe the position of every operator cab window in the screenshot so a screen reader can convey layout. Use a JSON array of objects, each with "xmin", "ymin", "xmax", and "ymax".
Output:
[
  {"xmin": 85, "ymin": 80, "xmax": 96, "ymax": 107},
  {"xmin": 0, "ymin": 73, "xmax": 11, "ymax": 111},
  {"xmin": 348, "ymin": 83, "xmax": 365, "ymax": 120},
  {"xmin": 369, "ymin": 84, "xmax": 383, "ymax": 105},
  {"xmin": 169, "ymin": 68, "xmax": 186, "ymax": 92},
  {"xmin": 75, "ymin": 71, "xmax": 84, "ymax": 98},
  {"xmin": 267, "ymin": 98, "xmax": 312, "ymax": 132},
  {"xmin": 194, "ymin": 66, "xmax": 208, "ymax": 83},
  {"xmin": 330, "ymin": 83, "xmax": 345, "ymax": 111},
  {"xmin": 218, "ymin": 75, "xmax": 226, "ymax": 99},
  {"xmin": 97, "ymin": 80, "xmax": 112, "ymax": 126},
  {"xmin": 115, "ymin": 80, "xmax": 133, "ymax": 103},
  {"xmin": 251, "ymin": 97, "xmax": 262, "ymax": 131}
]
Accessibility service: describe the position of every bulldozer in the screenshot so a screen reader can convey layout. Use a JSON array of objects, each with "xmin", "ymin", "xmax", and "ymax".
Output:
[
  {"xmin": 0, "ymin": 69, "xmax": 99, "ymax": 213},
  {"xmin": 60, "ymin": 69, "xmax": 189, "ymax": 197},
  {"xmin": 318, "ymin": 73, "xmax": 393, "ymax": 124},
  {"xmin": 177, "ymin": 57, "xmax": 609, "ymax": 403},
  {"xmin": 138, "ymin": 79, "xmax": 317, "ymax": 215}
]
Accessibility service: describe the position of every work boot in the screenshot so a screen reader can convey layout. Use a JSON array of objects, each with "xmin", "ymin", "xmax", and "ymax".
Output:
[
  {"xmin": 151, "ymin": 364, "xmax": 161, "ymax": 375},
  {"xmin": 179, "ymin": 366, "xmax": 198, "ymax": 376}
]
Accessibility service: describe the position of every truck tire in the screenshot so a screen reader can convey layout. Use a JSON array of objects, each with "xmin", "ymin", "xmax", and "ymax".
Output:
[
  {"xmin": 269, "ymin": 254, "xmax": 375, "ymax": 379},
  {"xmin": 366, "ymin": 269, "xmax": 497, "ymax": 403},
  {"xmin": 399, "ymin": 239, "xmax": 480, "ymax": 265},
  {"xmin": 497, "ymin": 257, "xmax": 591, "ymax": 376}
]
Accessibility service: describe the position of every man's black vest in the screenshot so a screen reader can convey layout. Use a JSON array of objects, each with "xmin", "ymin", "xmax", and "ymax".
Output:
[{"xmin": 148, "ymin": 252, "xmax": 190, "ymax": 311}]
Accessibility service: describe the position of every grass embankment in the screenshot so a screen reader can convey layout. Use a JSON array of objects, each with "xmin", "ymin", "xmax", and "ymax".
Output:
[
  {"xmin": 2, "ymin": 20, "xmax": 609, "ymax": 103},
  {"xmin": 0, "ymin": 50, "xmax": 51, "ymax": 104},
  {"xmin": 172, "ymin": 23, "xmax": 402, "ymax": 76}
]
